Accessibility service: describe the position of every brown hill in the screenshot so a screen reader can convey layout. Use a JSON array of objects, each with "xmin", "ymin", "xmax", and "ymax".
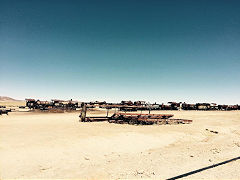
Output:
[{"xmin": 0, "ymin": 96, "xmax": 20, "ymax": 101}]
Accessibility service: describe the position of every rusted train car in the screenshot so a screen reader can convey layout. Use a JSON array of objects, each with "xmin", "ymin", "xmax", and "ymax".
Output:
[{"xmin": 26, "ymin": 99, "xmax": 79, "ymax": 111}]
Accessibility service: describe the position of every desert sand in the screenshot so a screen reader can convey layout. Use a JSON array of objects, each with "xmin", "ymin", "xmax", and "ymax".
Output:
[
  {"xmin": 0, "ymin": 101, "xmax": 25, "ymax": 107},
  {"xmin": 0, "ymin": 109, "xmax": 240, "ymax": 179}
]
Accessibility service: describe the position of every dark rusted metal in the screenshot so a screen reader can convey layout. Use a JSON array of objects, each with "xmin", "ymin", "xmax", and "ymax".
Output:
[
  {"xmin": 0, "ymin": 109, "xmax": 11, "ymax": 115},
  {"xmin": 25, "ymin": 99, "xmax": 79, "ymax": 111},
  {"xmin": 79, "ymin": 106, "xmax": 192, "ymax": 125}
]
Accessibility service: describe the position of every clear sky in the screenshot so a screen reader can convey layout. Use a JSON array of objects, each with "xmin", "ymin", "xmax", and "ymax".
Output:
[{"xmin": 0, "ymin": 0, "xmax": 240, "ymax": 104}]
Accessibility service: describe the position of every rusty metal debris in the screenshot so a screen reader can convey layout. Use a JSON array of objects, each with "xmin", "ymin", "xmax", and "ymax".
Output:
[
  {"xmin": 79, "ymin": 103, "xmax": 192, "ymax": 125},
  {"xmin": 0, "ymin": 109, "xmax": 11, "ymax": 115},
  {"xmin": 25, "ymin": 99, "xmax": 79, "ymax": 111},
  {"xmin": 109, "ymin": 113, "xmax": 192, "ymax": 125},
  {"xmin": 206, "ymin": 129, "xmax": 219, "ymax": 134},
  {"xmin": 81, "ymin": 112, "xmax": 192, "ymax": 125},
  {"xmin": 25, "ymin": 99, "xmax": 240, "ymax": 112}
]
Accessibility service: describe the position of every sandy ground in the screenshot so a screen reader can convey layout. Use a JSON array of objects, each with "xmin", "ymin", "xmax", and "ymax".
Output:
[
  {"xmin": 0, "ymin": 110, "xmax": 240, "ymax": 179},
  {"xmin": 0, "ymin": 101, "xmax": 25, "ymax": 107}
]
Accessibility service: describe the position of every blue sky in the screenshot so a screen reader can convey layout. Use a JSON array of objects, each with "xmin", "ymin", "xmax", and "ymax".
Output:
[{"xmin": 0, "ymin": 0, "xmax": 240, "ymax": 103}]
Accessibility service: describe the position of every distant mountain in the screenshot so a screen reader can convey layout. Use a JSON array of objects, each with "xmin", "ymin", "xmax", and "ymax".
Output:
[{"xmin": 0, "ymin": 96, "xmax": 21, "ymax": 101}]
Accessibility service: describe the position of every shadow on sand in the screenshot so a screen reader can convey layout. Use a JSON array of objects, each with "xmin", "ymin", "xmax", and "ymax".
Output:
[{"xmin": 167, "ymin": 156, "xmax": 240, "ymax": 180}]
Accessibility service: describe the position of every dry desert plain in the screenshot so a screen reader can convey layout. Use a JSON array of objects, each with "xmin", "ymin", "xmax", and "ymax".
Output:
[{"xmin": 0, "ymin": 108, "xmax": 240, "ymax": 179}]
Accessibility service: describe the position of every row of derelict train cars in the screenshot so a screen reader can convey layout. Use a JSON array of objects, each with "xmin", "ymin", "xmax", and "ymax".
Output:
[
  {"xmin": 24, "ymin": 99, "xmax": 240, "ymax": 111},
  {"xmin": 1, "ymin": 99, "xmax": 239, "ymax": 115}
]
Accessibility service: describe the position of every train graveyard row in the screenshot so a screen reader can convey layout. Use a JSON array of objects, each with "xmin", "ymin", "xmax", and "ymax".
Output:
[
  {"xmin": 1, "ymin": 99, "xmax": 239, "ymax": 116},
  {"xmin": 23, "ymin": 99, "xmax": 240, "ymax": 111}
]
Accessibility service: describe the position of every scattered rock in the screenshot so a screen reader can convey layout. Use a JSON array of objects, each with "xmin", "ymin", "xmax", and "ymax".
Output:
[
  {"xmin": 39, "ymin": 165, "xmax": 51, "ymax": 171},
  {"xmin": 84, "ymin": 157, "xmax": 90, "ymax": 160},
  {"xmin": 211, "ymin": 148, "xmax": 220, "ymax": 154},
  {"xmin": 234, "ymin": 143, "xmax": 240, "ymax": 147},
  {"xmin": 206, "ymin": 129, "xmax": 218, "ymax": 134},
  {"xmin": 136, "ymin": 170, "xmax": 144, "ymax": 174}
]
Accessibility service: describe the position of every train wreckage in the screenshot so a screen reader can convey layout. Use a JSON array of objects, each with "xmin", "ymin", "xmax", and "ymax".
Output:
[
  {"xmin": 0, "ymin": 109, "xmax": 11, "ymax": 115},
  {"xmin": 79, "ymin": 103, "xmax": 192, "ymax": 125},
  {"xmin": 22, "ymin": 99, "xmax": 240, "ymax": 112},
  {"xmin": 25, "ymin": 99, "xmax": 79, "ymax": 111}
]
